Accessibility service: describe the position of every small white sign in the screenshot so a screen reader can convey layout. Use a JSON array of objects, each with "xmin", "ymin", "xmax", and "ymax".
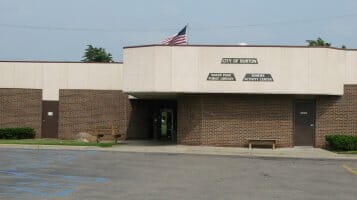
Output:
[
  {"xmin": 300, "ymin": 112, "xmax": 308, "ymax": 115},
  {"xmin": 48, "ymin": 112, "xmax": 53, "ymax": 116}
]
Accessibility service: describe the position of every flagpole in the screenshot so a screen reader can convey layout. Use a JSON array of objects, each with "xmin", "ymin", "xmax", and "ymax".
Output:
[{"xmin": 186, "ymin": 23, "xmax": 189, "ymax": 45}]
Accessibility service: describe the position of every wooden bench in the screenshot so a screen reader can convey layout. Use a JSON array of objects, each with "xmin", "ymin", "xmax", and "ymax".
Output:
[
  {"xmin": 94, "ymin": 125, "xmax": 124, "ymax": 144},
  {"xmin": 246, "ymin": 138, "xmax": 276, "ymax": 150}
]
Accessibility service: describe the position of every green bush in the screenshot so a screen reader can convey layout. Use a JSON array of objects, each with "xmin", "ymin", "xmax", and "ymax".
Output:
[
  {"xmin": 0, "ymin": 127, "xmax": 36, "ymax": 139},
  {"xmin": 325, "ymin": 135, "xmax": 357, "ymax": 151}
]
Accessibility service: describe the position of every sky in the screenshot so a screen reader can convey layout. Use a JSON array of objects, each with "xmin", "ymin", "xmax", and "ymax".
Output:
[{"xmin": 0, "ymin": 0, "xmax": 357, "ymax": 62}]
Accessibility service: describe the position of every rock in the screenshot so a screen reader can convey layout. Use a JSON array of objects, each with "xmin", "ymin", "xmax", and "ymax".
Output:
[{"xmin": 76, "ymin": 132, "xmax": 96, "ymax": 143}]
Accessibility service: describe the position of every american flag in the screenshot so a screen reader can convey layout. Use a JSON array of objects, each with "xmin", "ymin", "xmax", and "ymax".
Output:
[{"xmin": 161, "ymin": 25, "xmax": 187, "ymax": 45}]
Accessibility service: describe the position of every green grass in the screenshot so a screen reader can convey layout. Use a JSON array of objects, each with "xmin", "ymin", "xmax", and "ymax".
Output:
[
  {"xmin": 0, "ymin": 139, "xmax": 115, "ymax": 147},
  {"xmin": 336, "ymin": 151, "xmax": 357, "ymax": 154}
]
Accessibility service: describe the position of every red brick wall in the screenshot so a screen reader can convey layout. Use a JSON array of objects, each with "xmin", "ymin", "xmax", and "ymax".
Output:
[
  {"xmin": 58, "ymin": 90, "xmax": 129, "ymax": 139},
  {"xmin": 58, "ymin": 90, "xmax": 154, "ymax": 140},
  {"xmin": 177, "ymin": 95, "xmax": 203, "ymax": 145},
  {"xmin": 177, "ymin": 94, "xmax": 294, "ymax": 147},
  {"xmin": 0, "ymin": 88, "xmax": 42, "ymax": 138},
  {"xmin": 178, "ymin": 85, "xmax": 357, "ymax": 148},
  {"xmin": 315, "ymin": 85, "xmax": 357, "ymax": 147},
  {"xmin": 126, "ymin": 100, "xmax": 152, "ymax": 139},
  {"xmin": 34, "ymin": 85, "xmax": 357, "ymax": 147}
]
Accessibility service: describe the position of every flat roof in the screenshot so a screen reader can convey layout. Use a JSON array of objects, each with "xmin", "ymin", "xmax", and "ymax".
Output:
[
  {"xmin": 0, "ymin": 60, "xmax": 123, "ymax": 64},
  {"xmin": 124, "ymin": 44, "xmax": 357, "ymax": 51}
]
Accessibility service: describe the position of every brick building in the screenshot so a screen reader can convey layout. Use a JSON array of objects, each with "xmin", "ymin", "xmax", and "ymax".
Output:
[{"xmin": 1, "ymin": 45, "xmax": 357, "ymax": 148}]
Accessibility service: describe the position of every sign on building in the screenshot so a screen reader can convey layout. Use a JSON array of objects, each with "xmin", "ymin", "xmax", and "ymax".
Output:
[
  {"xmin": 243, "ymin": 73, "xmax": 274, "ymax": 82},
  {"xmin": 221, "ymin": 58, "xmax": 258, "ymax": 64},
  {"xmin": 207, "ymin": 73, "xmax": 236, "ymax": 81}
]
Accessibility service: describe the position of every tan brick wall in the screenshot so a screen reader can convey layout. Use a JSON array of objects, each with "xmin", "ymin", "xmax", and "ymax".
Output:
[
  {"xmin": 0, "ymin": 88, "xmax": 42, "ymax": 138},
  {"xmin": 316, "ymin": 85, "xmax": 357, "ymax": 147},
  {"xmin": 177, "ymin": 94, "xmax": 294, "ymax": 147},
  {"xmin": 58, "ymin": 90, "xmax": 129, "ymax": 140}
]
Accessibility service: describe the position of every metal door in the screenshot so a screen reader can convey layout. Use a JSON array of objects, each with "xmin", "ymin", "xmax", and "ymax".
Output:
[
  {"xmin": 294, "ymin": 100, "xmax": 315, "ymax": 146},
  {"xmin": 41, "ymin": 101, "xmax": 59, "ymax": 138}
]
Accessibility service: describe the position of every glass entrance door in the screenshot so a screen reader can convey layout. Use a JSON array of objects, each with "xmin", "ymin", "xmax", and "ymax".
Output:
[{"xmin": 160, "ymin": 109, "xmax": 174, "ymax": 141}]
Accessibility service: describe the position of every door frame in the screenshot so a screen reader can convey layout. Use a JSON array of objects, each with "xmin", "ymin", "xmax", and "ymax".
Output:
[
  {"xmin": 41, "ymin": 100, "xmax": 59, "ymax": 138},
  {"xmin": 159, "ymin": 108, "xmax": 174, "ymax": 141},
  {"xmin": 293, "ymin": 99, "xmax": 316, "ymax": 147}
]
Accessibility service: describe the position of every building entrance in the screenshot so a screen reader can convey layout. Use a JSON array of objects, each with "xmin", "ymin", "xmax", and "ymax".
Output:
[
  {"xmin": 41, "ymin": 101, "xmax": 59, "ymax": 138},
  {"xmin": 294, "ymin": 100, "xmax": 315, "ymax": 146},
  {"xmin": 126, "ymin": 99, "xmax": 177, "ymax": 142},
  {"xmin": 158, "ymin": 109, "xmax": 174, "ymax": 141},
  {"xmin": 151, "ymin": 101, "xmax": 177, "ymax": 142}
]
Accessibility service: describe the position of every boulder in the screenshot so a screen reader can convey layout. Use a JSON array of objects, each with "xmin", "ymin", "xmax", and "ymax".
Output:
[{"xmin": 75, "ymin": 132, "xmax": 96, "ymax": 143}]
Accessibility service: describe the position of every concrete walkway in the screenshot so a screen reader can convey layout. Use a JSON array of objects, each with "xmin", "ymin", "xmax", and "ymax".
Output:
[{"xmin": 0, "ymin": 140, "xmax": 356, "ymax": 160}]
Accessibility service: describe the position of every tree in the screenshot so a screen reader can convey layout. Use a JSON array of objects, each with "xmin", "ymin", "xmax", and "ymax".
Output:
[
  {"xmin": 306, "ymin": 37, "xmax": 331, "ymax": 47},
  {"xmin": 82, "ymin": 45, "xmax": 114, "ymax": 62}
]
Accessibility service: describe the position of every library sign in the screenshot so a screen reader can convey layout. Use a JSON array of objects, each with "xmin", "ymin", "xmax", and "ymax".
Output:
[
  {"xmin": 221, "ymin": 58, "xmax": 258, "ymax": 64},
  {"xmin": 207, "ymin": 73, "xmax": 236, "ymax": 81}
]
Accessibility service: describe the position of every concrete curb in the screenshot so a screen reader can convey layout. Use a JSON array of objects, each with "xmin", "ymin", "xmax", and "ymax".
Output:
[{"xmin": 0, "ymin": 144, "xmax": 356, "ymax": 161}]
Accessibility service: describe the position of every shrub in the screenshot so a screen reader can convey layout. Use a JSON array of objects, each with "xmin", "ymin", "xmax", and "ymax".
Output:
[
  {"xmin": 0, "ymin": 127, "xmax": 36, "ymax": 139},
  {"xmin": 325, "ymin": 135, "xmax": 357, "ymax": 151}
]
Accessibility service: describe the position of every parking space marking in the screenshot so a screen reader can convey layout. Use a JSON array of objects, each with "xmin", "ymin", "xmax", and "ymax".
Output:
[{"xmin": 342, "ymin": 164, "xmax": 357, "ymax": 175}]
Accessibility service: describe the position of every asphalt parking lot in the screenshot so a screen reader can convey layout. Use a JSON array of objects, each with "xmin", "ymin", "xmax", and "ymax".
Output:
[{"xmin": 0, "ymin": 148, "xmax": 356, "ymax": 200}]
